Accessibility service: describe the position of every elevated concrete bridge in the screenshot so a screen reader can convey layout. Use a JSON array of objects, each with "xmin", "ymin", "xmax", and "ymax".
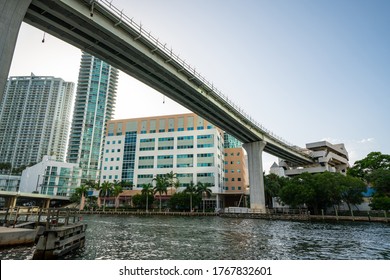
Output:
[
  {"xmin": 0, "ymin": 0, "xmax": 314, "ymax": 211},
  {"xmin": 0, "ymin": 190, "xmax": 70, "ymax": 208}
]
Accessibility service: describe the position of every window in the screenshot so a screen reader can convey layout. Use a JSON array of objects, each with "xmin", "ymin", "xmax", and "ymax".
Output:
[{"xmin": 238, "ymin": 178, "xmax": 241, "ymax": 181}]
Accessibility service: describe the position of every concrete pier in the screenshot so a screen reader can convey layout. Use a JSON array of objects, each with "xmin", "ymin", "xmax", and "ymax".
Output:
[
  {"xmin": 243, "ymin": 141, "xmax": 267, "ymax": 212},
  {"xmin": 0, "ymin": 0, "xmax": 32, "ymax": 99},
  {"xmin": 0, "ymin": 227, "xmax": 37, "ymax": 246}
]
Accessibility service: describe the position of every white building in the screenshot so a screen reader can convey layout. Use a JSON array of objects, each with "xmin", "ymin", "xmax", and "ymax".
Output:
[
  {"xmin": 20, "ymin": 155, "xmax": 81, "ymax": 196},
  {"xmin": 0, "ymin": 174, "xmax": 20, "ymax": 192},
  {"xmin": 0, "ymin": 74, "xmax": 74, "ymax": 168},
  {"xmin": 100, "ymin": 113, "xmax": 225, "ymax": 209},
  {"xmin": 271, "ymin": 141, "xmax": 349, "ymax": 176}
]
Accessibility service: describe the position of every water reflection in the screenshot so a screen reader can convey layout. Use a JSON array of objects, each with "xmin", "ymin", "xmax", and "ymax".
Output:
[{"xmin": 0, "ymin": 215, "xmax": 389, "ymax": 260}]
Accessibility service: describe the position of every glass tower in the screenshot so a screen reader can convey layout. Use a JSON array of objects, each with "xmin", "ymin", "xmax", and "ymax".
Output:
[
  {"xmin": 223, "ymin": 133, "xmax": 242, "ymax": 148},
  {"xmin": 67, "ymin": 52, "xmax": 118, "ymax": 181},
  {"xmin": 0, "ymin": 74, "xmax": 74, "ymax": 169}
]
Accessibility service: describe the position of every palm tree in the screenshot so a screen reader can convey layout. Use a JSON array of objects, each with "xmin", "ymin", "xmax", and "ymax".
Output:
[
  {"xmin": 141, "ymin": 183, "xmax": 154, "ymax": 212},
  {"xmin": 112, "ymin": 181, "xmax": 123, "ymax": 210},
  {"xmin": 100, "ymin": 181, "xmax": 113, "ymax": 211},
  {"xmin": 75, "ymin": 184, "xmax": 90, "ymax": 210},
  {"xmin": 184, "ymin": 181, "xmax": 197, "ymax": 212},
  {"xmin": 83, "ymin": 179, "xmax": 97, "ymax": 207},
  {"xmin": 196, "ymin": 182, "xmax": 213, "ymax": 213},
  {"xmin": 120, "ymin": 180, "xmax": 133, "ymax": 190},
  {"xmin": 153, "ymin": 175, "xmax": 168, "ymax": 212},
  {"xmin": 165, "ymin": 171, "xmax": 177, "ymax": 196}
]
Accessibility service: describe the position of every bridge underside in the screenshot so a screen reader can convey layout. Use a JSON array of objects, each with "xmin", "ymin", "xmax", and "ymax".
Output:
[{"xmin": 24, "ymin": 0, "xmax": 313, "ymax": 165}]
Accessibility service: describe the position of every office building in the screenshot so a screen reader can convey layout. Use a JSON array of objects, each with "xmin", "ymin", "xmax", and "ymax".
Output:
[
  {"xmin": 67, "ymin": 52, "xmax": 119, "ymax": 181},
  {"xmin": 0, "ymin": 74, "xmax": 74, "ymax": 168},
  {"xmin": 100, "ymin": 113, "xmax": 225, "ymax": 209}
]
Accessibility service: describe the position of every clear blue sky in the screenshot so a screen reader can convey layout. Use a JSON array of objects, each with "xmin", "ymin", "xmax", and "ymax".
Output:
[{"xmin": 9, "ymin": 0, "xmax": 390, "ymax": 170}]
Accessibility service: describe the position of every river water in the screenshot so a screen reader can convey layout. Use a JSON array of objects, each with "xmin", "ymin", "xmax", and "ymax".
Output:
[{"xmin": 1, "ymin": 215, "xmax": 389, "ymax": 260}]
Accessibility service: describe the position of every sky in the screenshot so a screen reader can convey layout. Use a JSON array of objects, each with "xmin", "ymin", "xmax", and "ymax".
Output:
[{"xmin": 8, "ymin": 0, "xmax": 390, "ymax": 171}]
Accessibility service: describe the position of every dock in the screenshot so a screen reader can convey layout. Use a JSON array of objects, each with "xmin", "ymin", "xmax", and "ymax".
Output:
[{"xmin": 0, "ymin": 207, "xmax": 87, "ymax": 259}]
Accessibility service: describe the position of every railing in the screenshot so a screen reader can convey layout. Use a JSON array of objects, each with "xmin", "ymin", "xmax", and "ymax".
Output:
[
  {"xmin": 90, "ymin": 0, "xmax": 310, "ymax": 157},
  {"xmin": 0, "ymin": 207, "xmax": 83, "ymax": 229}
]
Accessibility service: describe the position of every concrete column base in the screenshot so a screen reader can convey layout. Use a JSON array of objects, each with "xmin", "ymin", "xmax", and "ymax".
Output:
[
  {"xmin": 0, "ymin": 0, "xmax": 32, "ymax": 100},
  {"xmin": 243, "ymin": 141, "xmax": 266, "ymax": 212}
]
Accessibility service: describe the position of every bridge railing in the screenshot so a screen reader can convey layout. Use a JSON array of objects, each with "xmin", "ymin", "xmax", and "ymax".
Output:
[{"xmin": 93, "ymin": 0, "xmax": 309, "ymax": 156}]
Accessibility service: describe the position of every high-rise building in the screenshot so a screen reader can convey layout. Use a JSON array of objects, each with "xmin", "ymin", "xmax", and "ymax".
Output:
[
  {"xmin": 0, "ymin": 74, "xmax": 74, "ymax": 168},
  {"xmin": 67, "ymin": 52, "xmax": 118, "ymax": 181}
]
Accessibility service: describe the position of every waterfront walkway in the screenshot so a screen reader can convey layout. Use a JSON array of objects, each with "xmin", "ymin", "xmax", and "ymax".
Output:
[{"xmin": 73, "ymin": 208, "xmax": 389, "ymax": 223}]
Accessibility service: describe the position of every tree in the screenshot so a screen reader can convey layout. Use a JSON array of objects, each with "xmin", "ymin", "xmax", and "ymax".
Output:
[
  {"xmin": 368, "ymin": 169, "xmax": 390, "ymax": 210},
  {"xmin": 196, "ymin": 182, "xmax": 212, "ymax": 213},
  {"xmin": 120, "ymin": 180, "xmax": 133, "ymax": 190},
  {"xmin": 348, "ymin": 152, "xmax": 390, "ymax": 180},
  {"xmin": 169, "ymin": 192, "xmax": 201, "ymax": 211},
  {"xmin": 340, "ymin": 175, "xmax": 366, "ymax": 211},
  {"xmin": 100, "ymin": 181, "xmax": 113, "ymax": 210},
  {"xmin": 141, "ymin": 183, "xmax": 154, "ymax": 212},
  {"xmin": 264, "ymin": 173, "xmax": 286, "ymax": 208},
  {"xmin": 368, "ymin": 169, "xmax": 390, "ymax": 196},
  {"xmin": 184, "ymin": 181, "xmax": 197, "ymax": 212},
  {"xmin": 112, "ymin": 181, "xmax": 123, "ymax": 210},
  {"xmin": 75, "ymin": 184, "xmax": 90, "ymax": 210},
  {"xmin": 165, "ymin": 171, "xmax": 177, "ymax": 195},
  {"xmin": 153, "ymin": 175, "xmax": 168, "ymax": 212}
]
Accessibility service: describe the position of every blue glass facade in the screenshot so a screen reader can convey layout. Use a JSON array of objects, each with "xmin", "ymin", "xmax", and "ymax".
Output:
[
  {"xmin": 121, "ymin": 131, "xmax": 137, "ymax": 182},
  {"xmin": 67, "ymin": 53, "xmax": 118, "ymax": 180}
]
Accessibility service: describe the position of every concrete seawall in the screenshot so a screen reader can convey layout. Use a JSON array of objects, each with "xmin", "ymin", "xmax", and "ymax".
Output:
[{"xmin": 0, "ymin": 227, "xmax": 37, "ymax": 246}]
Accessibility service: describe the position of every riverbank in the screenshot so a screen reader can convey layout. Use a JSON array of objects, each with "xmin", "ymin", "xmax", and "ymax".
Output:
[{"xmin": 72, "ymin": 209, "xmax": 390, "ymax": 223}]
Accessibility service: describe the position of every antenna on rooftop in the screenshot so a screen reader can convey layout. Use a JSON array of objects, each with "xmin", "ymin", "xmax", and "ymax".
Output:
[{"xmin": 42, "ymin": 32, "xmax": 46, "ymax": 43}]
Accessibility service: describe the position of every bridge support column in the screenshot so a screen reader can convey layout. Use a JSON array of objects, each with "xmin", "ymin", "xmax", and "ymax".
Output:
[
  {"xmin": 243, "ymin": 141, "xmax": 266, "ymax": 212},
  {"xmin": 5, "ymin": 196, "xmax": 18, "ymax": 208},
  {"xmin": 44, "ymin": 199, "xmax": 51, "ymax": 209},
  {"xmin": 0, "ymin": 0, "xmax": 32, "ymax": 99}
]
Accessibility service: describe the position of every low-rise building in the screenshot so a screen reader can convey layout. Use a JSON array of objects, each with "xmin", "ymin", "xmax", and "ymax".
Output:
[
  {"xmin": 272, "ymin": 141, "xmax": 349, "ymax": 177},
  {"xmin": 20, "ymin": 155, "xmax": 81, "ymax": 196}
]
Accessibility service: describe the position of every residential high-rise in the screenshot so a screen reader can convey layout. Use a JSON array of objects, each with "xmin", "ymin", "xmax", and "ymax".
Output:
[
  {"xmin": 67, "ymin": 52, "xmax": 118, "ymax": 181},
  {"xmin": 0, "ymin": 74, "xmax": 74, "ymax": 169}
]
